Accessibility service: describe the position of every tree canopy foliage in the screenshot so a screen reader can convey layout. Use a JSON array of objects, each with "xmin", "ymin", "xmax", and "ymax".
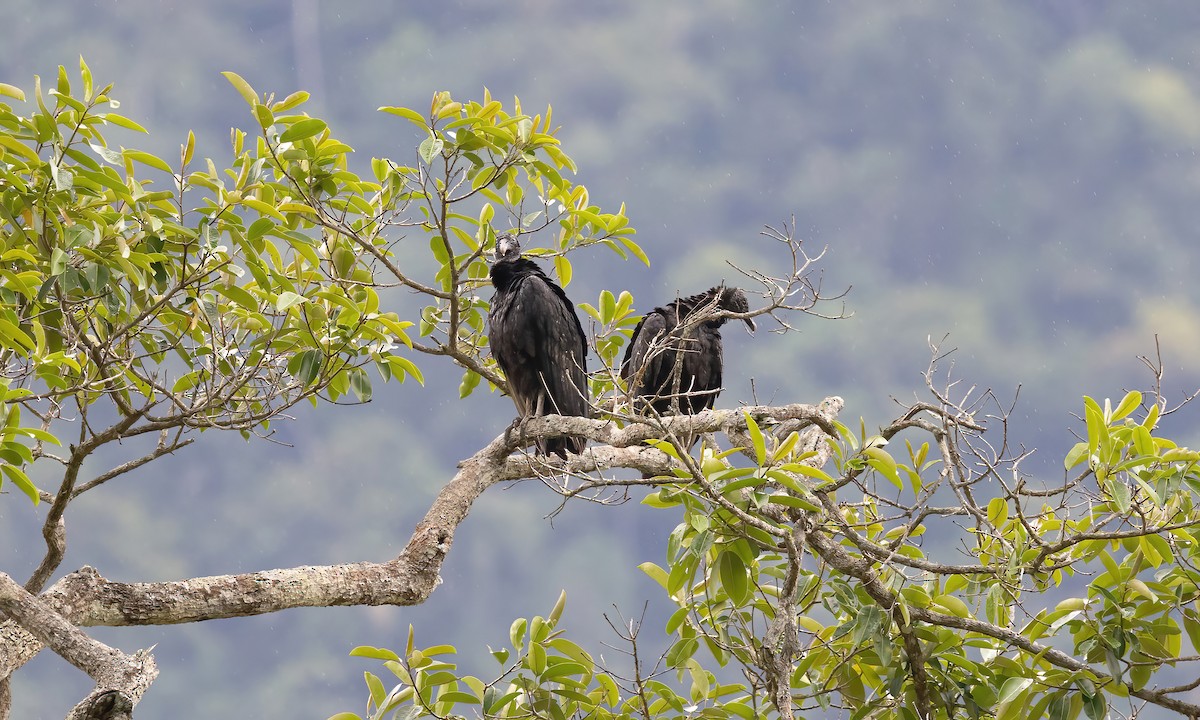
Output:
[{"xmin": 4, "ymin": 58, "xmax": 1200, "ymax": 720}]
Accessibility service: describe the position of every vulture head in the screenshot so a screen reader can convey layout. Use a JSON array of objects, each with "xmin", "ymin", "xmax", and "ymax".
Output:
[
  {"xmin": 717, "ymin": 287, "xmax": 757, "ymax": 333},
  {"xmin": 494, "ymin": 233, "xmax": 522, "ymax": 263}
]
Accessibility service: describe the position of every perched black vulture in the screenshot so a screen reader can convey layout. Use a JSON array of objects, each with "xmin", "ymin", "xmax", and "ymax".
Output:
[
  {"xmin": 488, "ymin": 234, "xmax": 590, "ymax": 458},
  {"xmin": 621, "ymin": 286, "xmax": 756, "ymax": 419}
]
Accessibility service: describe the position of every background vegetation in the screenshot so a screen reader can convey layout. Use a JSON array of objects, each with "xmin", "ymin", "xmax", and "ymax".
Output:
[{"xmin": 3, "ymin": 2, "xmax": 1200, "ymax": 717}]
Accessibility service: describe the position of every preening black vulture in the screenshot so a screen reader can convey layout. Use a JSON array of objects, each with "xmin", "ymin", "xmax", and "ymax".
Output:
[
  {"xmin": 488, "ymin": 234, "xmax": 590, "ymax": 458},
  {"xmin": 621, "ymin": 286, "xmax": 756, "ymax": 420}
]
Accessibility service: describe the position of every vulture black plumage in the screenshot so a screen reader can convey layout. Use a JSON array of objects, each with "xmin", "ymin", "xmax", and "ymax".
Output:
[
  {"xmin": 621, "ymin": 286, "xmax": 756, "ymax": 420},
  {"xmin": 488, "ymin": 234, "xmax": 590, "ymax": 458}
]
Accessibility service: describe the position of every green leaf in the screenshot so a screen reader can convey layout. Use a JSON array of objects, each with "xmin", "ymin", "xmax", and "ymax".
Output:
[
  {"xmin": 1110, "ymin": 390, "xmax": 1141, "ymax": 422},
  {"xmin": 595, "ymin": 674, "xmax": 620, "ymax": 706},
  {"xmin": 1064, "ymin": 441, "xmax": 1089, "ymax": 470},
  {"xmin": 418, "ymin": 644, "xmax": 457, "ymax": 657},
  {"xmin": 279, "ymin": 117, "xmax": 328, "ymax": 143},
  {"xmin": 388, "ymin": 355, "xmax": 425, "ymax": 386},
  {"xmin": 436, "ymin": 691, "xmax": 481, "ymax": 705},
  {"xmin": 241, "ymin": 197, "xmax": 286, "ymax": 222},
  {"xmin": 221, "ymin": 71, "xmax": 258, "ymax": 105},
  {"xmin": 638, "ymin": 562, "xmax": 669, "ymax": 589},
  {"xmin": 1183, "ymin": 614, "xmax": 1200, "ymax": 655},
  {"xmin": 79, "ymin": 56, "xmax": 93, "ymax": 98},
  {"xmin": 1104, "ymin": 646, "xmax": 1122, "ymax": 682},
  {"xmin": 89, "ymin": 142, "xmax": 123, "ymax": 165},
  {"xmin": 931, "ymin": 594, "xmax": 970, "ymax": 618},
  {"xmin": 19, "ymin": 428, "xmax": 61, "ymax": 446},
  {"xmin": 215, "ymin": 284, "xmax": 258, "ymax": 310},
  {"xmin": 619, "ymin": 237, "xmax": 649, "ymax": 266},
  {"xmin": 291, "ymin": 349, "xmax": 323, "ymax": 386},
  {"xmin": 1132, "ymin": 424, "xmax": 1154, "ymax": 457},
  {"xmin": 348, "ymin": 368, "xmax": 372, "ymax": 402},
  {"xmin": 1046, "ymin": 692, "xmax": 1070, "ymax": 720},
  {"xmin": 418, "ymin": 136, "xmax": 444, "ymax": 164},
  {"xmin": 172, "ymin": 371, "xmax": 200, "ymax": 394},
  {"xmin": 1084, "ymin": 395, "xmax": 1104, "ymax": 457},
  {"xmin": 744, "ymin": 411, "xmax": 766, "ymax": 466},
  {"xmin": 349, "ymin": 646, "xmax": 401, "ymax": 661},
  {"xmin": 50, "ymin": 161, "xmax": 73, "ymax": 191},
  {"xmin": 1081, "ymin": 691, "xmax": 1105, "ymax": 720},
  {"xmin": 548, "ymin": 589, "xmax": 567, "ymax": 627},
  {"xmin": 0, "ymin": 136, "xmax": 40, "ymax": 162},
  {"xmin": 273, "ymin": 91, "xmax": 310, "ymax": 112},
  {"xmin": 554, "ymin": 255, "xmax": 572, "ymax": 287},
  {"xmin": 55, "ymin": 64, "xmax": 70, "ymax": 97},
  {"xmin": 766, "ymin": 492, "xmax": 822, "ymax": 512},
  {"xmin": 0, "ymin": 83, "xmax": 26, "ymax": 101},
  {"xmin": 716, "ymin": 550, "xmax": 750, "ymax": 605},
  {"xmin": 364, "ymin": 671, "xmax": 386, "ymax": 709},
  {"xmin": 1142, "ymin": 402, "xmax": 1160, "ymax": 430},
  {"xmin": 253, "ymin": 103, "xmax": 274, "ymax": 129},
  {"xmin": 781, "ymin": 462, "xmax": 834, "ymax": 484},
  {"xmin": 275, "ymin": 291, "xmax": 308, "ymax": 312},
  {"xmin": 664, "ymin": 636, "xmax": 699, "ymax": 668},
  {"xmin": 996, "ymin": 676, "xmax": 1032, "ymax": 705},
  {"xmin": 0, "ymin": 319, "xmax": 35, "ymax": 352},
  {"xmin": 986, "ymin": 496, "xmax": 1009, "ymax": 527},
  {"xmin": 849, "ymin": 605, "xmax": 883, "ymax": 647},
  {"xmin": 123, "ymin": 149, "xmax": 172, "ymax": 173},
  {"xmin": 1, "ymin": 463, "xmax": 39, "ymax": 505},
  {"xmin": 458, "ymin": 369, "xmax": 481, "ymax": 398},
  {"xmin": 1109, "ymin": 480, "xmax": 1131, "ymax": 513},
  {"xmin": 863, "ymin": 446, "xmax": 901, "ymax": 489},
  {"xmin": 101, "ymin": 113, "xmax": 148, "ymax": 133},
  {"xmin": 379, "ymin": 105, "xmax": 429, "ymax": 129},
  {"xmin": 509, "ymin": 617, "xmax": 527, "ymax": 650}
]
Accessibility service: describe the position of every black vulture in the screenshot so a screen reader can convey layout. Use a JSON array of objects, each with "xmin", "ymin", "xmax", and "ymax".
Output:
[
  {"xmin": 488, "ymin": 234, "xmax": 590, "ymax": 458},
  {"xmin": 621, "ymin": 286, "xmax": 756, "ymax": 420}
]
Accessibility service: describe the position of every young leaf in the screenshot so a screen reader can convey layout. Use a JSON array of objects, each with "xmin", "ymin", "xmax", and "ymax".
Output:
[
  {"xmin": 418, "ymin": 136, "xmax": 444, "ymax": 165},
  {"xmin": 348, "ymin": 368, "xmax": 372, "ymax": 402},
  {"xmin": 744, "ymin": 411, "xmax": 766, "ymax": 466},
  {"xmin": 1064, "ymin": 441, "xmax": 1089, "ymax": 470},
  {"xmin": 349, "ymin": 646, "xmax": 401, "ymax": 661},
  {"xmin": 716, "ymin": 550, "xmax": 750, "ymax": 605},
  {"xmin": 0, "ymin": 83, "xmax": 26, "ymax": 101},
  {"xmin": 379, "ymin": 105, "xmax": 429, "ymax": 129},
  {"xmin": 364, "ymin": 671, "xmax": 386, "ymax": 709},
  {"xmin": 863, "ymin": 446, "xmax": 901, "ymax": 489},
  {"xmin": 279, "ymin": 117, "xmax": 327, "ymax": 143},
  {"xmin": 221, "ymin": 70, "xmax": 258, "ymax": 105},
  {"xmin": 1110, "ymin": 390, "xmax": 1142, "ymax": 422},
  {"xmin": 548, "ymin": 590, "xmax": 567, "ymax": 627},
  {"xmin": 554, "ymin": 255, "xmax": 572, "ymax": 287},
  {"xmin": 1, "ymin": 464, "xmax": 39, "ymax": 505},
  {"xmin": 275, "ymin": 291, "xmax": 308, "ymax": 312},
  {"xmin": 123, "ymin": 149, "xmax": 172, "ymax": 173}
]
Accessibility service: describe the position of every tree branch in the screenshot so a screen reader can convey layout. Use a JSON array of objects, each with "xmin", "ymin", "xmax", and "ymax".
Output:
[
  {"xmin": 0, "ymin": 573, "xmax": 157, "ymax": 719},
  {"xmin": 0, "ymin": 401, "xmax": 840, "ymax": 687}
]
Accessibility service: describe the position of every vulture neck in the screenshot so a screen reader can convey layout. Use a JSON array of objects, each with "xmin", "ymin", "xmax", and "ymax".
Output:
[
  {"xmin": 675, "ymin": 294, "xmax": 726, "ymax": 329},
  {"xmin": 490, "ymin": 257, "xmax": 541, "ymax": 292}
]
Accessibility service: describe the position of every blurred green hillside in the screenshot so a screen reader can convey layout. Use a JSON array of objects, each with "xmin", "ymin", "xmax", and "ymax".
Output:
[{"xmin": 4, "ymin": 2, "xmax": 1200, "ymax": 717}]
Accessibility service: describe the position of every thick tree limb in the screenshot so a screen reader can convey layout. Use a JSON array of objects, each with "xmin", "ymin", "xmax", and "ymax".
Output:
[
  {"xmin": 0, "ymin": 573, "xmax": 156, "ymax": 719},
  {"xmin": 0, "ymin": 402, "xmax": 839, "ymax": 690},
  {"xmin": 0, "ymin": 399, "xmax": 849, "ymax": 720}
]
